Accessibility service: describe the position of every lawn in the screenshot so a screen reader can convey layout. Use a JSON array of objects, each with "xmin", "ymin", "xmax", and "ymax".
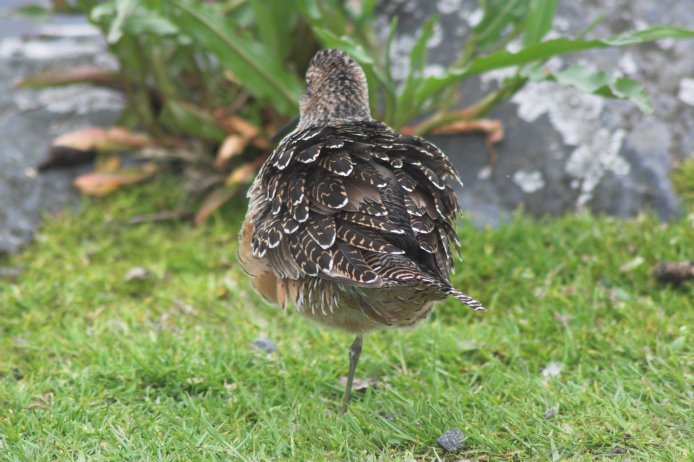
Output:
[{"xmin": 0, "ymin": 179, "xmax": 692, "ymax": 461}]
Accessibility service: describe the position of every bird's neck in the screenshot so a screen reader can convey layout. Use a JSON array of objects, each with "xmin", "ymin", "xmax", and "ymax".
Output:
[{"xmin": 297, "ymin": 89, "xmax": 371, "ymax": 130}]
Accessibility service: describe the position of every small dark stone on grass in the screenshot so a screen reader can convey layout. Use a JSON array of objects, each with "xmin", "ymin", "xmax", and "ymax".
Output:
[
  {"xmin": 437, "ymin": 427, "xmax": 465, "ymax": 453},
  {"xmin": 251, "ymin": 335, "xmax": 278, "ymax": 354}
]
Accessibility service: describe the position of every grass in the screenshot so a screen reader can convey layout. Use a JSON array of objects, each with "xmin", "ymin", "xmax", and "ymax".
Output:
[{"xmin": 0, "ymin": 178, "xmax": 692, "ymax": 461}]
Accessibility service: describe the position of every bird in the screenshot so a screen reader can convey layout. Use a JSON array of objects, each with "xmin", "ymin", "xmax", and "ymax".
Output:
[{"xmin": 238, "ymin": 49, "xmax": 484, "ymax": 413}]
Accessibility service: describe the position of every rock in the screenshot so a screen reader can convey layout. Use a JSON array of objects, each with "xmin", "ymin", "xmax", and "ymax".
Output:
[
  {"xmin": 377, "ymin": 0, "xmax": 694, "ymax": 225},
  {"xmin": 436, "ymin": 427, "xmax": 465, "ymax": 453},
  {"xmin": 251, "ymin": 335, "xmax": 279, "ymax": 354},
  {"xmin": 0, "ymin": 265, "xmax": 23, "ymax": 280},
  {"xmin": 2, "ymin": 0, "xmax": 693, "ymax": 256},
  {"xmin": 0, "ymin": 8, "xmax": 122, "ymax": 255}
]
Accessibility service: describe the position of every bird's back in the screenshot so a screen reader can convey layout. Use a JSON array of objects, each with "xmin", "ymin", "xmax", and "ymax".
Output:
[{"xmin": 239, "ymin": 120, "xmax": 483, "ymax": 333}]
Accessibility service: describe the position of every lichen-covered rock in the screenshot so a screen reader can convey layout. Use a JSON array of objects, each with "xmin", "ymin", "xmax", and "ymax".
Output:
[
  {"xmin": 436, "ymin": 427, "xmax": 465, "ymax": 452},
  {"xmin": 378, "ymin": 0, "xmax": 694, "ymax": 225},
  {"xmin": 0, "ymin": 15, "xmax": 123, "ymax": 255}
]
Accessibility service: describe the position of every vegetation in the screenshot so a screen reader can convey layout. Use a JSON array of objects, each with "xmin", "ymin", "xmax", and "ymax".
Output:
[
  {"xmin": 3, "ymin": 2, "xmax": 693, "ymax": 459},
  {"xmin": 16, "ymin": 0, "xmax": 694, "ymax": 221},
  {"xmin": 0, "ymin": 179, "xmax": 692, "ymax": 460}
]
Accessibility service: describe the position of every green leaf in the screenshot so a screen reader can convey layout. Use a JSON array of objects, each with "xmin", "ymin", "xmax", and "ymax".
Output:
[
  {"xmin": 384, "ymin": 17, "xmax": 398, "ymax": 84},
  {"xmin": 523, "ymin": 0, "xmax": 558, "ymax": 46},
  {"xmin": 312, "ymin": 28, "xmax": 374, "ymax": 64},
  {"xmin": 605, "ymin": 25, "xmax": 694, "ymax": 45},
  {"xmin": 159, "ymin": 100, "xmax": 227, "ymax": 142},
  {"xmin": 357, "ymin": 0, "xmax": 378, "ymax": 23},
  {"xmin": 472, "ymin": 0, "xmax": 528, "ymax": 51},
  {"xmin": 381, "ymin": 17, "xmax": 399, "ymax": 121},
  {"xmin": 608, "ymin": 78, "xmax": 652, "ymax": 112},
  {"xmin": 396, "ymin": 16, "xmax": 437, "ymax": 128},
  {"xmin": 530, "ymin": 64, "xmax": 653, "ymax": 113},
  {"xmin": 544, "ymin": 64, "xmax": 613, "ymax": 90},
  {"xmin": 106, "ymin": 0, "xmax": 136, "ymax": 44},
  {"xmin": 171, "ymin": 0, "xmax": 302, "ymax": 116},
  {"xmin": 301, "ymin": 0, "xmax": 349, "ymax": 36},
  {"xmin": 122, "ymin": 12, "xmax": 179, "ymax": 36},
  {"xmin": 249, "ymin": 0, "xmax": 298, "ymax": 61},
  {"xmin": 417, "ymin": 25, "xmax": 694, "ymax": 105},
  {"xmin": 90, "ymin": 2, "xmax": 115, "ymax": 25}
]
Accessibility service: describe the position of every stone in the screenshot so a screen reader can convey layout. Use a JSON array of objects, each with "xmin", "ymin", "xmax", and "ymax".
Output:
[
  {"xmin": 251, "ymin": 335, "xmax": 279, "ymax": 354},
  {"xmin": 437, "ymin": 427, "xmax": 465, "ymax": 453},
  {"xmin": 0, "ymin": 7, "xmax": 122, "ymax": 255},
  {"xmin": 377, "ymin": 0, "xmax": 694, "ymax": 225},
  {"xmin": 2, "ymin": 0, "xmax": 693, "ymax": 255}
]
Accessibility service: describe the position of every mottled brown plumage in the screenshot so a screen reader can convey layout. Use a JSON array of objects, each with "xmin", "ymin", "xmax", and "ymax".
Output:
[{"xmin": 239, "ymin": 49, "xmax": 484, "ymax": 412}]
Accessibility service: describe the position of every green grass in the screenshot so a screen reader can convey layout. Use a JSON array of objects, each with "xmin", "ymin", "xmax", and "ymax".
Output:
[{"xmin": 0, "ymin": 179, "xmax": 692, "ymax": 461}]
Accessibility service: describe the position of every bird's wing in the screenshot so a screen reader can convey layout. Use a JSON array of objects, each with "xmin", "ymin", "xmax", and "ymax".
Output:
[{"xmin": 251, "ymin": 121, "xmax": 462, "ymax": 290}]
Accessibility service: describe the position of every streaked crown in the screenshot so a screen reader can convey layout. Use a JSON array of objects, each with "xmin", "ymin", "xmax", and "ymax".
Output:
[{"xmin": 298, "ymin": 49, "xmax": 371, "ymax": 130}]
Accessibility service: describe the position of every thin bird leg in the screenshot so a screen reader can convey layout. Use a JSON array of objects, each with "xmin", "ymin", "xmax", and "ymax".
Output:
[{"xmin": 341, "ymin": 335, "xmax": 363, "ymax": 414}]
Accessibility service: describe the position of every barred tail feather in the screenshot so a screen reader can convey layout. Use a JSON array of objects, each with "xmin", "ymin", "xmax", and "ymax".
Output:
[{"xmin": 447, "ymin": 288, "xmax": 485, "ymax": 311}]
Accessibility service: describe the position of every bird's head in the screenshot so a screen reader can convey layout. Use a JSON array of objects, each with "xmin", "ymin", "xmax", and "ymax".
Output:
[{"xmin": 298, "ymin": 49, "xmax": 371, "ymax": 130}]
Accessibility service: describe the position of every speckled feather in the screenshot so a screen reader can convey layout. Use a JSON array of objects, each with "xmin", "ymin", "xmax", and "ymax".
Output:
[{"xmin": 239, "ymin": 49, "xmax": 483, "ymax": 334}]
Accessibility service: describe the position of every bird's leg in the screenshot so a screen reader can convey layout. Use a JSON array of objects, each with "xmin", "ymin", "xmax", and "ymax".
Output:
[{"xmin": 341, "ymin": 335, "xmax": 363, "ymax": 414}]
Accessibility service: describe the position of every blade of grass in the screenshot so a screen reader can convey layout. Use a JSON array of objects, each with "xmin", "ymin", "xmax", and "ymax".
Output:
[
  {"xmin": 416, "ymin": 25, "xmax": 694, "ymax": 105},
  {"xmin": 523, "ymin": 0, "xmax": 558, "ymax": 46},
  {"xmin": 394, "ymin": 16, "xmax": 437, "ymax": 129}
]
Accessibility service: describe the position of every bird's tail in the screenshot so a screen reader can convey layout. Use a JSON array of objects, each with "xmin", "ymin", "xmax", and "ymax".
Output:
[{"xmin": 446, "ymin": 288, "xmax": 486, "ymax": 311}]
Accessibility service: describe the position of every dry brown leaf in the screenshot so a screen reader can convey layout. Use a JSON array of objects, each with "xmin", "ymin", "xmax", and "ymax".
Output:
[
  {"xmin": 73, "ymin": 163, "xmax": 159, "ymax": 196},
  {"xmin": 218, "ymin": 114, "xmax": 270, "ymax": 145},
  {"xmin": 403, "ymin": 118, "xmax": 504, "ymax": 165},
  {"xmin": 96, "ymin": 156, "xmax": 121, "ymax": 173},
  {"xmin": 431, "ymin": 118, "xmax": 504, "ymax": 165},
  {"xmin": 194, "ymin": 185, "xmax": 239, "ymax": 226},
  {"xmin": 53, "ymin": 127, "xmax": 153, "ymax": 153},
  {"xmin": 214, "ymin": 135, "xmax": 247, "ymax": 169},
  {"xmin": 225, "ymin": 115, "xmax": 260, "ymax": 139},
  {"xmin": 227, "ymin": 116, "xmax": 270, "ymax": 149},
  {"xmin": 213, "ymin": 115, "xmax": 270, "ymax": 169},
  {"xmin": 14, "ymin": 66, "xmax": 120, "ymax": 89},
  {"xmin": 225, "ymin": 157, "xmax": 264, "ymax": 186}
]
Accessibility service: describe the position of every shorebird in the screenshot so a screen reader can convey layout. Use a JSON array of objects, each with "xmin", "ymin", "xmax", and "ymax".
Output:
[{"xmin": 239, "ymin": 49, "xmax": 484, "ymax": 413}]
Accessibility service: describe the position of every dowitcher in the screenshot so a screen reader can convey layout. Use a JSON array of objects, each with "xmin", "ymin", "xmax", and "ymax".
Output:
[{"xmin": 239, "ymin": 49, "xmax": 484, "ymax": 413}]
